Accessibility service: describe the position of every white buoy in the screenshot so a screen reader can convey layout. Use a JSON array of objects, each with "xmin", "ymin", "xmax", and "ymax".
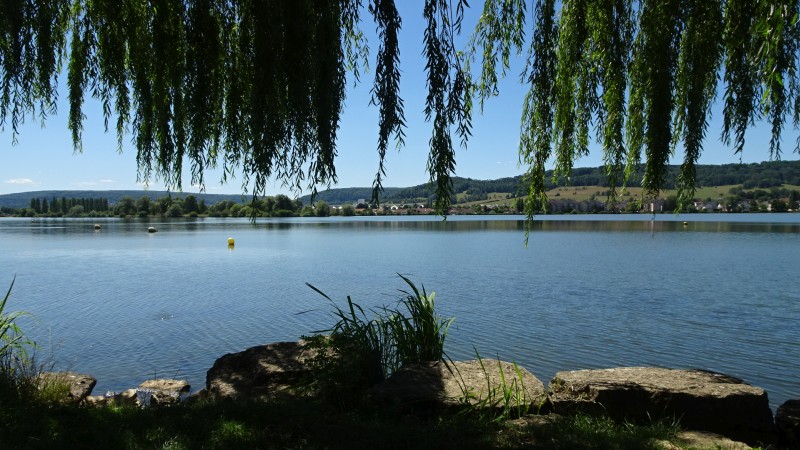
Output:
[{"xmin": 94, "ymin": 224, "xmax": 101, "ymax": 230}]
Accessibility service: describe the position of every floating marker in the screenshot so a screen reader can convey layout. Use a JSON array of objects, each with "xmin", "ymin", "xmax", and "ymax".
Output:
[
  {"xmin": 227, "ymin": 237, "xmax": 235, "ymax": 246},
  {"xmin": 94, "ymin": 224, "xmax": 101, "ymax": 230},
  {"xmin": 683, "ymin": 221, "xmax": 688, "ymax": 226},
  {"xmin": 148, "ymin": 227, "xmax": 158, "ymax": 233}
]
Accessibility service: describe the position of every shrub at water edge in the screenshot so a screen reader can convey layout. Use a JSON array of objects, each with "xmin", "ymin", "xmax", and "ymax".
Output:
[{"xmin": 301, "ymin": 275, "xmax": 454, "ymax": 402}]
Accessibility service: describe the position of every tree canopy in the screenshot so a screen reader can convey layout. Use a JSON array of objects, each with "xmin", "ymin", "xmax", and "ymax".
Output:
[{"xmin": 1, "ymin": 0, "xmax": 798, "ymax": 218}]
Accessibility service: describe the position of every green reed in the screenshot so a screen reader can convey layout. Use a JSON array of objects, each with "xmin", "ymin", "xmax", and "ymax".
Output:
[
  {"xmin": 387, "ymin": 274, "xmax": 454, "ymax": 367},
  {"xmin": 303, "ymin": 275, "xmax": 454, "ymax": 400},
  {"xmin": 0, "ymin": 276, "xmax": 42, "ymax": 403}
]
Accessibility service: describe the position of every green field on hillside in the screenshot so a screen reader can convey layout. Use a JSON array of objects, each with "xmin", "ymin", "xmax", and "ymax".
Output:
[{"xmin": 457, "ymin": 184, "xmax": 800, "ymax": 208}]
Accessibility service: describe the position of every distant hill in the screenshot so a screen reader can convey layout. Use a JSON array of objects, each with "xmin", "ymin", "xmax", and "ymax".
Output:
[
  {"xmin": 302, "ymin": 160, "xmax": 800, "ymax": 205},
  {"xmin": 0, "ymin": 190, "xmax": 248, "ymax": 209},
  {"xmin": 298, "ymin": 187, "xmax": 404, "ymax": 205},
  {"xmin": 3, "ymin": 160, "xmax": 799, "ymax": 208}
]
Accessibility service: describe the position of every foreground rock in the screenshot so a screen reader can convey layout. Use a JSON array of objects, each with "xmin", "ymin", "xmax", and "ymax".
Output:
[
  {"xmin": 85, "ymin": 389, "xmax": 138, "ymax": 407},
  {"xmin": 369, "ymin": 359, "xmax": 547, "ymax": 411},
  {"xmin": 206, "ymin": 341, "xmax": 316, "ymax": 400},
  {"xmin": 137, "ymin": 379, "xmax": 191, "ymax": 406},
  {"xmin": 776, "ymin": 399, "xmax": 800, "ymax": 448},
  {"xmin": 548, "ymin": 367, "xmax": 774, "ymax": 445},
  {"xmin": 38, "ymin": 372, "xmax": 97, "ymax": 404}
]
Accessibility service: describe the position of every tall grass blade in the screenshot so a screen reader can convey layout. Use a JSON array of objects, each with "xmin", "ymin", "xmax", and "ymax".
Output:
[
  {"xmin": 1, "ymin": 276, "xmax": 32, "ymax": 360},
  {"xmin": 303, "ymin": 275, "xmax": 455, "ymax": 401}
]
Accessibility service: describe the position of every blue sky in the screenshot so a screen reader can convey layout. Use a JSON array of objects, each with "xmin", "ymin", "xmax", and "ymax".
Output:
[{"xmin": 2, "ymin": 2, "xmax": 797, "ymax": 197}]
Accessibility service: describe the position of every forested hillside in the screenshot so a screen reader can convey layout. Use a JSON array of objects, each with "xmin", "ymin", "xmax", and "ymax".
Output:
[{"xmin": 304, "ymin": 160, "xmax": 800, "ymax": 205}]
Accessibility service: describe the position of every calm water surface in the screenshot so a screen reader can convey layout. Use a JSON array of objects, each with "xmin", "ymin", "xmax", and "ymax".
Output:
[{"xmin": 0, "ymin": 214, "xmax": 798, "ymax": 408}]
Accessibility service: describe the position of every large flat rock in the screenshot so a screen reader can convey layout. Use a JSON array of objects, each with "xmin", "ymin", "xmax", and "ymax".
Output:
[
  {"xmin": 548, "ymin": 367, "xmax": 774, "ymax": 445},
  {"xmin": 369, "ymin": 359, "xmax": 547, "ymax": 412},
  {"xmin": 206, "ymin": 341, "xmax": 316, "ymax": 400}
]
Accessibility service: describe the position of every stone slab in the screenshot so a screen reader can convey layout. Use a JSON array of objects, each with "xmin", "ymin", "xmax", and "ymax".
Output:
[
  {"xmin": 369, "ymin": 359, "xmax": 547, "ymax": 411},
  {"xmin": 548, "ymin": 367, "xmax": 774, "ymax": 445}
]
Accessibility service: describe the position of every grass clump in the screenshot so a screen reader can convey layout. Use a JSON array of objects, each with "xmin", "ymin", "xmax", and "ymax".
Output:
[
  {"xmin": 1, "ymin": 277, "xmax": 73, "ymax": 411},
  {"xmin": 0, "ymin": 276, "xmax": 37, "ymax": 403},
  {"xmin": 302, "ymin": 274, "xmax": 453, "ymax": 402},
  {"xmin": 388, "ymin": 275, "xmax": 453, "ymax": 365},
  {"xmin": 455, "ymin": 351, "xmax": 539, "ymax": 422},
  {"xmin": 0, "ymin": 277, "xmax": 31, "ymax": 365}
]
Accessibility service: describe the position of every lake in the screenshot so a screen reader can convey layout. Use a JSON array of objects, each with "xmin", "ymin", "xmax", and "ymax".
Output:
[{"xmin": 1, "ymin": 214, "xmax": 798, "ymax": 409}]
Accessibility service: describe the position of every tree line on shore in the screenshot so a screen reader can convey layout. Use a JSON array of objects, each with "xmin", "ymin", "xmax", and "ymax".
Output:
[
  {"xmin": 1, "ymin": 194, "xmax": 317, "ymax": 218},
  {"xmin": 0, "ymin": 193, "xmax": 391, "ymax": 218},
  {"xmin": 2, "ymin": 184, "xmax": 798, "ymax": 219}
]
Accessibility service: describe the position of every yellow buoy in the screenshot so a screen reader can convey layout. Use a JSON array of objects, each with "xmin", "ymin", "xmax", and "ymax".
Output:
[{"xmin": 227, "ymin": 237, "xmax": 235, "ymax": 246}]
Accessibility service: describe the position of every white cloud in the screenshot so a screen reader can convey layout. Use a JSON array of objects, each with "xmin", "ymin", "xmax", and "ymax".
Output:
[
  {"xmin": 5, "ymin": 178, "xmax": 35, "ymax": 185},
  {"xmin": 495, "ymin": 160, "xmax": 521, "ymax": 168},
  {"xmin": 76, "ymin": 179, "xmax": 115, "ymax": 187}
]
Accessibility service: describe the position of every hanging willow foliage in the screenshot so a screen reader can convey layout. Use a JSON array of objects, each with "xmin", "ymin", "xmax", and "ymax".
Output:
[
  {"xmin": 1, "ymin": 1, "xmax": 799, "ymax": 217},
  {"xmin": 627, "ymin": 0, "xmax": 684, "ymax": 199},
  {"xmin": 3, "ymin": 0, "xmax": 368, "ymax": 202},
  {"xmin": 476, "ymin": 0, "xmax": 798, "ymax": 218},
  {"xmin": 519, "ymin": 0, "xmax": 557, "ymax": 217},
  {"xmin": 369, "ymin": 0, "xmax": 405, "ymax": 203},
  {"xmin": 673, "ymin": 0, "xmax": 723, "ymax": 208},
  {"xmin": 423, "ymin": 0, "xmax": 472, "ymax": 215},
  {"xmin": 1, "ymin": 0, "xmax": 71, "ymax": 144}
]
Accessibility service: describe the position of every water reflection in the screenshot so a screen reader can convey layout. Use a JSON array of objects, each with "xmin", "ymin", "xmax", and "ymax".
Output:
[
  {"xmin": 529, "ymin": 219, "xmax": 800, "ymax": 234},
  {"xmin": 257, "ymin": 216, "xmax": 798, "ymax": 234},
  {"xmin": 2, "ymin": 215, "xmax": 800, "ymax": 235}
]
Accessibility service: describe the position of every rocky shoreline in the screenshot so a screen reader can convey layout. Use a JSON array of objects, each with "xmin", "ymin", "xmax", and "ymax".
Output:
[{"xmin": 45, "ymin": 341, "xmax": 799, "ymax": 449}]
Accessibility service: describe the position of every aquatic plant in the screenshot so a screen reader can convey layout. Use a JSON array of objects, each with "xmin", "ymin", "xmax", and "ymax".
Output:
[
  {"xmin": 387, "ymin": 274, "xmax": 454, "ymax": 367},
  {"xmin": 302, "ymin": 275, "xmax": 453, "ymax": 400},
  {"xmin": 0, "ymin": 277, "xmax": 33, "ymax": 369},
  {"xmin": 454, "ymin": 349, "xmax": 538, "ymax": 422},
  {"xmin": 302, "ymin": 287, "xmax": 391, "ymax": 397},
  {"xmin": 0, "ymin": 276, "xmax": 41, "ymax": 402}
]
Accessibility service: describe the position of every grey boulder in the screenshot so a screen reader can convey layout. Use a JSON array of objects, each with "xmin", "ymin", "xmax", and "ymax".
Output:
[
  {"xmin": 369, "ymin": 359, "xmax": 547, "ymax": 412},
  {"xmin": 548, "ymin": 367, "xmax": 774, "ymax": 445}
]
